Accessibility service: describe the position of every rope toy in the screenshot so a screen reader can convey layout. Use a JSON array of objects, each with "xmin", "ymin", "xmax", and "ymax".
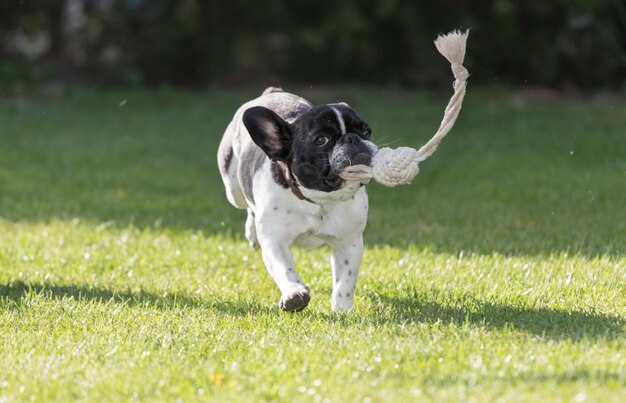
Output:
[{"xmin": 340, "ymin": 29, "xmax": 470, "ymax": 187}]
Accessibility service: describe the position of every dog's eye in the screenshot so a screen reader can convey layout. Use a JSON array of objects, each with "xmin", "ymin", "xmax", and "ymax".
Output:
[{"xmin": 314, "ymin": 136, "xmax": 329, "ymax": 146}]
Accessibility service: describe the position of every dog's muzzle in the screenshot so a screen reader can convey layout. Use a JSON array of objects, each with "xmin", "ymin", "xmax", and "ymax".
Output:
[{"xmin": 330, "ymin": 134, "xmax": 377, "ymax": 174}]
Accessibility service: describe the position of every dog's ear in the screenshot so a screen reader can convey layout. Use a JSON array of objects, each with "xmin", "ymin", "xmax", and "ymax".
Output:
[{"xmin": 243, "ymin": 106, "xmax": 292, "ymax": 161}]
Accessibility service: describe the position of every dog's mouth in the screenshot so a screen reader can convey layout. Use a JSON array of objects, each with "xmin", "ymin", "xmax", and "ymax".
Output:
[
  {"xmin": 331, "ymin": 151, "xmax": 373, "ymax": 174},
  {"xmin": 349, "ymin": 152, "xmax": 373, "ymax": 167},
  {"xmin": 324, "ymin": 151, "xmax": 373, "ymax": 189},
  {"xmin": 323, "ymin": 175, "xmax": 344, "ymax": 189}
]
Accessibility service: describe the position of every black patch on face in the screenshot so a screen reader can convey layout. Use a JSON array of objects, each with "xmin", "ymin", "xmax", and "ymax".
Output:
[
  {"xmin": 242, "ymin": 103, "xmax": 373, "ymax": 195},
  {"xmin": 330, "ymin": 104, "xmax": 373, "ymax": 140},
  {"xmin": 288, "ymin": 105, "xmax": 373, "ymax": 192}
]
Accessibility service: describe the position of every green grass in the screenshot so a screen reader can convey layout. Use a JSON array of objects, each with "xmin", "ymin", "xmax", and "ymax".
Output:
[{"xmin": 1, "ymin": 86, "xmax": 625, "ymax": 401}]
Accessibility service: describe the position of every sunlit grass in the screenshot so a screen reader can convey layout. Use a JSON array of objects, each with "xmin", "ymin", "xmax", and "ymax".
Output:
[{"xmin": 0, "ymin": 87, "xmax": 625, "ymax": 401}]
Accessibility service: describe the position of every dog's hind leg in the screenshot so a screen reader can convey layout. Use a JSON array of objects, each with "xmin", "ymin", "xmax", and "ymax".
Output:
[
  {"xmin": 218, "ymin": 122, "xmax": 248, "ymax": 209},
  {"xmin": 245, "ymin": 208, "xmax": 259, "ymax": 249}
]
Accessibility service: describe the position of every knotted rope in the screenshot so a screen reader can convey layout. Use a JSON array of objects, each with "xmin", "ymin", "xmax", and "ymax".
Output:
[{"xmin": 340, "ymin": 29, "xmax": 470, "ymax": 187}]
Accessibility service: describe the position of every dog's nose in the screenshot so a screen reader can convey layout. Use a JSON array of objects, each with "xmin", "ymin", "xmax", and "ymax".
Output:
[{"xmin": 338, "ymin": 133, "xmax": 361, "ymax": 144}]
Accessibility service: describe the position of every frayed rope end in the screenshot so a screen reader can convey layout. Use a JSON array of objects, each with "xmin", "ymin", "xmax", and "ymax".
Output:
[{"xmin": 434, "ymin": 29, "xmax": 470, "ymax": 66}]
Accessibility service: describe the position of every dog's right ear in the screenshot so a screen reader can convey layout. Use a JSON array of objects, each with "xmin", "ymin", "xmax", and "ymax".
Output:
[{"xmin": 243, "ymin": 106, "xmax": 292, "ymax": 161}]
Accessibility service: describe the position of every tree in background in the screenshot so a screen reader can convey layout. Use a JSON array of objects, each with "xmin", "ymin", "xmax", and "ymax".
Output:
[{"xmin": 0, "ymin": 0, "xmax": 624, "ymax": 90}]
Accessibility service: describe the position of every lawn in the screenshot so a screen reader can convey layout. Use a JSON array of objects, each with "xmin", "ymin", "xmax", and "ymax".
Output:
[{"xmin": 0, "ymin": 86, "xmax": 625, "ymax": 401}]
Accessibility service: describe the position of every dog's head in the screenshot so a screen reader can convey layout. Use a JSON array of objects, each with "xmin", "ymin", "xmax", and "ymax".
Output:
[{"xmin": 243, "ymin": 103, "xmax": 377, "ymax": 192}]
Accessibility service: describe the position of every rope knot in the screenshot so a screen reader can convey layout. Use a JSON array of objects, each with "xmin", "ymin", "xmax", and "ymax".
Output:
[
  {"xmin": 451, "ymin": 63, "xmax": 469, "ymax": 81},
  {"xmin": 371, "ymin": 147, "xmax": 419, "ymax": 187}
]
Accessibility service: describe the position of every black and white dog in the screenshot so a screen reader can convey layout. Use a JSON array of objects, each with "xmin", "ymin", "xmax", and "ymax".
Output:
[{"xmin": 217, "ymin": 87, "xmax": 378, "ymax": 312}]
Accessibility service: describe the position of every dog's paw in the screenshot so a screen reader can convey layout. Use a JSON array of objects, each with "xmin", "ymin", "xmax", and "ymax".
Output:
[{"xmin": 279, "ymin": 288, "xmax": 311, "ymax": 312}]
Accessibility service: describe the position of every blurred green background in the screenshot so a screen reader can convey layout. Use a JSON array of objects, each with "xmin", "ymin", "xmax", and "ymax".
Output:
[{"xmin": 1, "ymin": 0, "xmax": 625, "ymax": 91}]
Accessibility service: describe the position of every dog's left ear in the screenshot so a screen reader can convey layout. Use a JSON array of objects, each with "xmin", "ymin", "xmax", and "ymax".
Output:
[{"xmin": 243, "ymin": 106, "xmax": 292, "ymax": 161}]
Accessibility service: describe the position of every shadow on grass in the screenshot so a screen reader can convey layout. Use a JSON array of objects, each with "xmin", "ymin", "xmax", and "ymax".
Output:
[
  {"xmin": 0, "ymin": 280, "xmax": 274, "ymax": 317},
  {"xmin": 365, "ymin": 290, "xmax": 625, "ymax": 342},
  {"xmin": 2, "ymin": 281, "xmax": 624, "ymax": 342}
]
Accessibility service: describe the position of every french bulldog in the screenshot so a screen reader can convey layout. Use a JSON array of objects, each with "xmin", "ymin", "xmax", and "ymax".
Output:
[{"xmin": 217, "ymin": 87, "xmax": 378, "ymax": 312}]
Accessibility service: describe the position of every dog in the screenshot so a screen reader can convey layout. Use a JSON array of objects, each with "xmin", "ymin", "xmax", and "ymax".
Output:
[{"xmin": 217, "ymin": 87, "xmax": 378, "ymax": 312}]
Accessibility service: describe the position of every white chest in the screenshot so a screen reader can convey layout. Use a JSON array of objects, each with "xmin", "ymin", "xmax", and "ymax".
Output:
[
  {"xmin": 255, "ymin": 176, "xmax": 369, "ymax": 249},
  {"xmin": 292, "ymin": 201, "xmax": 363, "ymax": 247}
]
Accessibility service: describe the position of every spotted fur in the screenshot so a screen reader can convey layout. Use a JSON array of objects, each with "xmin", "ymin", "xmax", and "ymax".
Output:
[{"xmin": 217, "ymin": 88, "xmax": 376, "ymax": 312}]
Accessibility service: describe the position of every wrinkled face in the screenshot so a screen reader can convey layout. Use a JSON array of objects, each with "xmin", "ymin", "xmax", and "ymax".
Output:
[
  {"xmin": 243, "ymin": 104, "xmax": 377, "ymax": 192},
  {"xmin": 290, "ymin": 105, "xmax": 377, "ymax": 191}
]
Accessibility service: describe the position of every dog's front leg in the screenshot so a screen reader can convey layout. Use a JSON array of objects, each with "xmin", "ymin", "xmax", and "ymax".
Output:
[
  {"xmin": 330, "ymin": 235, "xmax": 364, "ymax": 311},
  {"xmin": 258, "ymin": 239, "xmax": 310, "ymax": 312}
]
